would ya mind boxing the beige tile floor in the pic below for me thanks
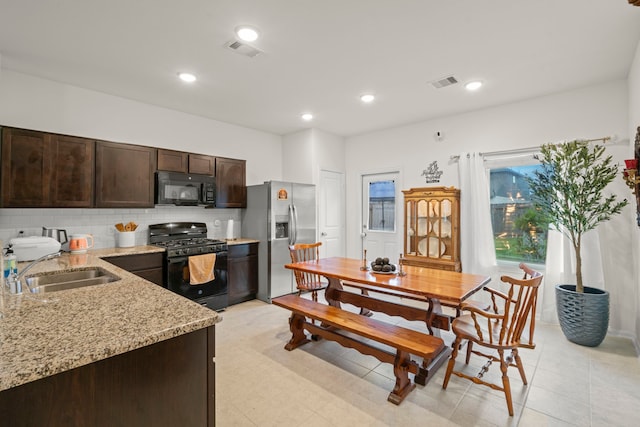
[215,298,640,427]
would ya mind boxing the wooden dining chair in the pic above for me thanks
[442,263,543,416]
[288,242,328,302]
[471,263,542,348]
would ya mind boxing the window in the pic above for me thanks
[368,180,395,232]
[489,164,548,263]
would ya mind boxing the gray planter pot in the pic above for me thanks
[555,284,609,347]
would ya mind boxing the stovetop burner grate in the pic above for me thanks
[154,238,226,249]
[149,222,227,257]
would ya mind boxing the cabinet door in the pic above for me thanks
[50,134,95,207]
[103,253,165,286]
[157,149,188,173]
[1,128,95,208]
[95,141,156,208]
[215,157,246,208]
[1,127,52,207]
[189,154,215,175]
[228,243,258,305]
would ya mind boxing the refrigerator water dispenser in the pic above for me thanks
[275,221,289,239]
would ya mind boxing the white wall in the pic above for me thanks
[345,80,636,339]
[282,128,346,185]
[0,70,282,247]
[282,129,314,184]
[628,39,640,351]
[312,128,346,177]
[0,70,282,186]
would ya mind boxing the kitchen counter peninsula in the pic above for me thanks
[0,250,220,426]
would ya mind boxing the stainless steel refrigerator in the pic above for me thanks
[242,181,316,302]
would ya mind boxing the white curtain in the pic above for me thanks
[458,153,498,279]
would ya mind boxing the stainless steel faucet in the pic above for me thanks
[6,251,62,294]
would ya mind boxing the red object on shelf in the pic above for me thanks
[624,159,638,170]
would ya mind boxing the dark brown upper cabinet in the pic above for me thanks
[215,157,246,208]
[2,126,246,209]
[95,141,156,208]
[157,149,215,175]
[157,149,188,173]
[51,134,95,207]
[188,154,215,175]
[1,127,94,208]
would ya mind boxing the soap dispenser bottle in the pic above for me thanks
[3,245,17,280]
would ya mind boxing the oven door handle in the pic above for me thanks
[167,252,227,264]
[168,256,189,264]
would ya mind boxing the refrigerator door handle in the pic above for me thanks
[288,204,295,245]
[292,204,299,244]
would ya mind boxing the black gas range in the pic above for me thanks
[149,222,228,311]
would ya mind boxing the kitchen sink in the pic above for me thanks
[25,267,121,293]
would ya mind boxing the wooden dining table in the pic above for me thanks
[284,257,491,385]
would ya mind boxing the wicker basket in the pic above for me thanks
[555,284,609,347]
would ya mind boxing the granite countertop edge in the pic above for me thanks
[0,246,221,392]
[224,238,259,245]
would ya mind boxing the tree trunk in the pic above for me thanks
[575,242,583,293]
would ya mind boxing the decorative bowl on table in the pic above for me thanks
[370,257,397,274]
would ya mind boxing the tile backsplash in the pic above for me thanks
[0,206,242,250]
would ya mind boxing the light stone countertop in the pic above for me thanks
[89,244,166,257]
[0,247,221,392]
[225,238,259,245]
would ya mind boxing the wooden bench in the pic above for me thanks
[272,294,447,404]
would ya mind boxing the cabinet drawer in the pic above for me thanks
[103,252,164,272]
[228,243,258,258]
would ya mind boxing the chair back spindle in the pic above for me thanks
[288,242,328,301]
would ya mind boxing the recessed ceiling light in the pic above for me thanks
[178,72,196,83]
[465,81,483,91]
[301,113,313,121]
[235,26,259,42]
[360,94,375,103]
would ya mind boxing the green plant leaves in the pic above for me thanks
[525,140,628,292]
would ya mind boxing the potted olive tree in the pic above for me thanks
[526,140,628,347]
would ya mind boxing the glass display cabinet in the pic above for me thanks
[402,186,461,271]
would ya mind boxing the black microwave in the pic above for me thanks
[155,171,216,206]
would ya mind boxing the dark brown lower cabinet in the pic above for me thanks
[0,326,216,427]
[103,252,164,286]
[228,243,258,305]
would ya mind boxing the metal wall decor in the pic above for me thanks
[421,161,443,183]
[622,126,640,226]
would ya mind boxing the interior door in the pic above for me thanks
[319,170,345,258]
[361,172,401,263]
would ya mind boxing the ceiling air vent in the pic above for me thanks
[430,75,458,89]
[224,39,262,58]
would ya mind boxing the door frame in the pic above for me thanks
[359,168,403,261]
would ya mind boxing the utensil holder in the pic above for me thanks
[117,231,135,248]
